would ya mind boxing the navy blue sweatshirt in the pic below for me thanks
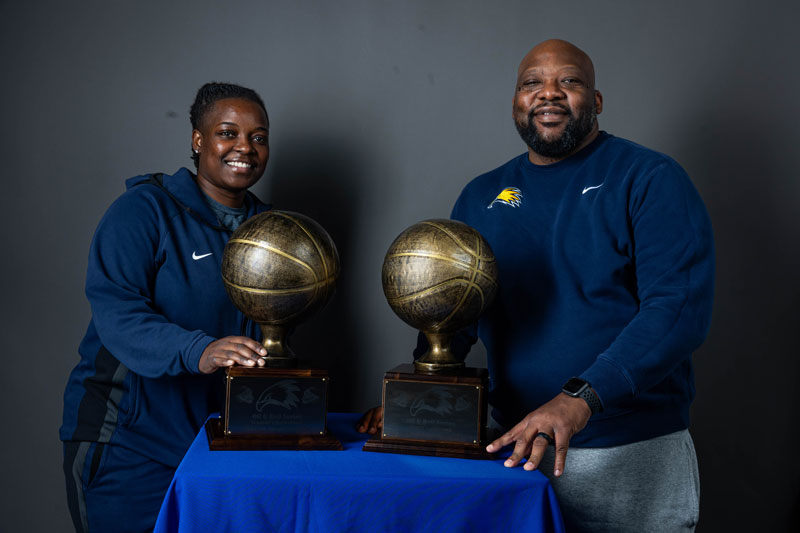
[452,132,714,447]
[61,168,269,466]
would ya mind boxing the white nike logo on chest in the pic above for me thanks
[192,251,213,260]
[582,183,604,195]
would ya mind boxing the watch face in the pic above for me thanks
[563,377,588,395]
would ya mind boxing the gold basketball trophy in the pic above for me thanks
[205,210,342,451]
[363,219,498,458]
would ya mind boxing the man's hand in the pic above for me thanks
[198,336,267,374]
[356,406,383,435]
[486,393,592,476]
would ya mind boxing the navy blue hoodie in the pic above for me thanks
[61,168,269,466]
[452,132,714,447]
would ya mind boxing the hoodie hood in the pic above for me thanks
[126,167,269,231]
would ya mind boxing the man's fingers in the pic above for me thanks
[371,407,384,433]
[358,409,375,432]
[356,407,383,434]
[356,412,371,432]
[553,433,570,477]
[504,434,533,468]
[524,433,552,471]
[486,424,524,453]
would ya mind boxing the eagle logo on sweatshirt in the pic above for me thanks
[488,187,523,208]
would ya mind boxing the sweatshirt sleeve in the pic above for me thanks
[580,160,715,409]
[84,191,215,378]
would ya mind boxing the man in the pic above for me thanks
[360,39,713,532]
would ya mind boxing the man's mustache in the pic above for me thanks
[529,103,572,120]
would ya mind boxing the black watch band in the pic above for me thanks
[561,377,603,415]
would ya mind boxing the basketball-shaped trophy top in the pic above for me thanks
[382,219,497,334]
[222,210,339,326]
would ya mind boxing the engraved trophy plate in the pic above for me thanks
[225,370,328,436]
[382,378,482,444]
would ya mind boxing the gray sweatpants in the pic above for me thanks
[537,430,700,532]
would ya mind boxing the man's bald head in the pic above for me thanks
[517,39,596,90]
[512,39,602,164]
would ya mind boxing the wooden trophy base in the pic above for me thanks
[206,365,342,451]
[205,418,342,451]
[362,434,493,459]
[362,364,494,460]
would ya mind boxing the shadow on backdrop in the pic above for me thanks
[258,133,364,412]
[680,105,800,530]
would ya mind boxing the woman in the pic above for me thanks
[61,82,272,532]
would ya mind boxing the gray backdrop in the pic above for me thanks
[1,0,798,531]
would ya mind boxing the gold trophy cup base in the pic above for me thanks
[413,360,465,373]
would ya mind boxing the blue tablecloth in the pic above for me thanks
[154,413,564,532]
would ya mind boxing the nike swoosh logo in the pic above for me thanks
[582,183,604,194]
[192,251,213,260]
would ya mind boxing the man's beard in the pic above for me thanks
[515,103,596,159]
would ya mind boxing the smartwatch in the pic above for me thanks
[562,377,603,415]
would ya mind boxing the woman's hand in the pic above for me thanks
[198,336,267,374]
